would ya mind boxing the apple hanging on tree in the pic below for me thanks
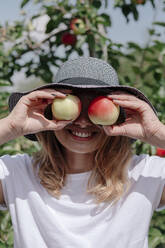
[70,18,86,35]
[135,0,145,4]
[61,32,77,46]
[156,148,165,157]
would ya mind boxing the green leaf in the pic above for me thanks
[146,64,160,73]
[132,5,138,21]
[121,5,131,22]
[0,243,7,248]
[92,0,102,9]
[86,33,95,54]
[124,76,132,83]
[45,6,61,17]
[153,40,165,51]
[153,71,162,81]
[100,13,111,26]
[0,82,11,86]
[6,231,14,245]
[46,19,60,33]
[125,54,136,61]
[153,22,165,27]
[127,42,142,51]
[148,28,155,36]
[0,212,10,231]
[149,0,155,8]
[132,66,140,74]
[77,48,84,56]
[20,0,30,8]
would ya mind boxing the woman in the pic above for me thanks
[0,57,165,248]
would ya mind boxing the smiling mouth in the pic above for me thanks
[71,130,92,138]
[67,129,98,140]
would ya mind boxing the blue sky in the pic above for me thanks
[0,0,164,46]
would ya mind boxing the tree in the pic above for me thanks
[0,0,165,246]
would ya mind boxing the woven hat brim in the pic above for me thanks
[8,77,157,141]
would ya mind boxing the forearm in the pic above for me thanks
[0,117,19,145]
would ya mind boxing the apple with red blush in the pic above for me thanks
[156,148,165,157]
[51,94,82,121]
[135,0,145,4]
[88,96,120,125]
[70,18,86,35]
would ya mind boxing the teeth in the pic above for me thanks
[72,131,92,138]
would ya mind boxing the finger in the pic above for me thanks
[40,89,67,98]
[20,90,66,106]
[21,91,55,105]
[43,119,72,131]
[110,99,150,113]
[22,98,54,108]
[103,125,127,137]
[28,90,66,100]
[107,91,132,97]
[107,94,147,109]
[107,94,138,101]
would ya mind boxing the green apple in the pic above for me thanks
[51,94,82,121]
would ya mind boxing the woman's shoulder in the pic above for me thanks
[129,153,165,178]
[0,153,33,174]
[0,153,32,163]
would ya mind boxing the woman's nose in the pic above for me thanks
[74,105,92,127]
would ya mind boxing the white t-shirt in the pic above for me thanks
[0,153,165,248]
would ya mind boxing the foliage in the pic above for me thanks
[0,0,165,246]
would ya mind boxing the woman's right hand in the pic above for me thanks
[7,89,72,137]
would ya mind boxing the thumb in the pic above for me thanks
[44,119,72,131]
[103,125,126,136]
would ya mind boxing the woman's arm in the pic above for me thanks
[0,89,72,146]
[103,91,165,208]
[0,117,19,146]
[0,89,72,205]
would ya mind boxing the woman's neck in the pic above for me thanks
[64,149,95,174]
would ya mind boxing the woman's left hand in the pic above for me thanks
[103,92,165,147]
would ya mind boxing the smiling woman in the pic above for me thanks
[0,57,165,248]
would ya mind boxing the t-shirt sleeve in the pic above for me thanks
[131,154,165,212]
[148,156,165,212]
[154,158,165,212]
[0,153,32,211]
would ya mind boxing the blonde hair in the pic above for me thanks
[32,131,133,205]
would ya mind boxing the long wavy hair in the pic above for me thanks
[32,130,133,205]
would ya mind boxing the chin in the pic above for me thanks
[64,145,98,154]
[54,129,103,154]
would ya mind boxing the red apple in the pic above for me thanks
[156,148,165,157]
[136,0,145,4]
[51,94,82,121]
[88,96,120,125]
[70,18,86,35]
[61,32,77,46]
